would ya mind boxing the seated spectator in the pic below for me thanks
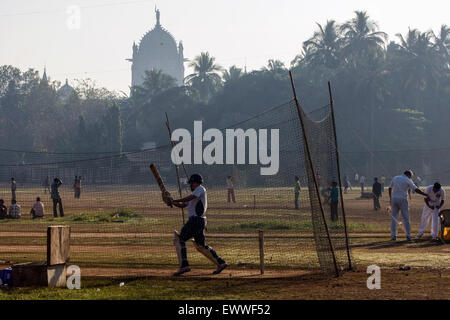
[9,199,21,219]
[0,199,7,219]
[30,197,44,219]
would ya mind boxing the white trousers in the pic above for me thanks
[418,203,440,238]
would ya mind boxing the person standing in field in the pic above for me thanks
[294,176,301,209]
[51,178,64,217]
[74,176,81,199]
[226,176,236,203]
[73,176,78,198]
[30,197,44,219]
[380,176,386,193]
[0,199,7,219]
[11,178,16,201]
[416,182,445,241]
[8,199,21,219]
[43,176,50,194]
[354,172,359,185]
[168,174,227,276]
[372,178,382,210]
[389,170,427,241]
[359,175,366,193]
[330,181,339,222]
[343,174,351,194]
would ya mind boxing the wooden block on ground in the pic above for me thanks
[47,225,70,266]
[12,262,48,287]
[47,264,67,287]
[12,262,67,287]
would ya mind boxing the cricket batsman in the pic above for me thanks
[416,182,445,241]
[164,173,228,276]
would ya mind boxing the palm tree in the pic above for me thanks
[185,52,223,101]
[394,28,439,91]
[222,66,243,83]
[263,59,285,73]
[340,11,387,63]
[302,20,341,68]
[132,69,177,100]
[432,24,450,67]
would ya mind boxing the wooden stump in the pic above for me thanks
[47,225,70,265]
[11,226,71,287]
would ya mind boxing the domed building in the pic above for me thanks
[57,79,75,101]
[128,9,185,87]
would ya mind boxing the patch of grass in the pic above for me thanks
[62,209,143,223]
[213,220,313,231]
[212,220,377,232]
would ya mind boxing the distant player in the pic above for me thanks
[51,178,64,217]
[30,197,45,219]
[73,176,78,198]
[74,176,81,199]
[43,176,50,194]
[372,178,382,210]
[359,175,366,193]
[294,176,301,209]
[168,174,227,276]
[416,182,445,241]
[380,176,386,193]
[11,178,16,201]
[343,174,351,194]
[330,181,339,222]
[226,176,236,203]
[8,199,21,219]
[388,170,427,241]
[0,199,7,219]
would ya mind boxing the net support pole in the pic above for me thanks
[327,81,352,270]
[289,71,340,277]
[258,230,264,275]
[165,113,185,225]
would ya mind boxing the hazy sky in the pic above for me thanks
[1,0,448,93]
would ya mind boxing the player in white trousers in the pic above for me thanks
[416,182,445,241]
[389,170,427,241]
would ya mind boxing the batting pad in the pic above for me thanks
[173,231,183,266]
[192,240,220,266]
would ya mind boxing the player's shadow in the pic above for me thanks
[352,239,444,250]
[407,240,444,248]
[352,240,410,250]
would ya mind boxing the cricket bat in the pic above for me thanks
[150,163,173,207]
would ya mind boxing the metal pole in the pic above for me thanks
[289,71,340,277]
[328,81,353,271]
[165,113,185,224]
[165,113,189,181]
[258,230,264,275]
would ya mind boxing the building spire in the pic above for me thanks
[155,6,160,26]
[42,67,48,82]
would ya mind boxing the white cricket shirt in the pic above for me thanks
[389,174,418,200]
[187,185,207,218]
[424,185,446,204]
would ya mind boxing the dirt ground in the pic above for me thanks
[0,187,448,299]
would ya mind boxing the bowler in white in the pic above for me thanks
[388,170,427,241]
[416,182,445,241]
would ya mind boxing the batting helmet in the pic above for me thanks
[188,174,203,184]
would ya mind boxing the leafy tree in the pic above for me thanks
[185,52,223,102]
[340,11,387,64]
[223,66,243,83]
[302,20,341,68]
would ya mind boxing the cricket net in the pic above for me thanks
[0,96,351,278]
